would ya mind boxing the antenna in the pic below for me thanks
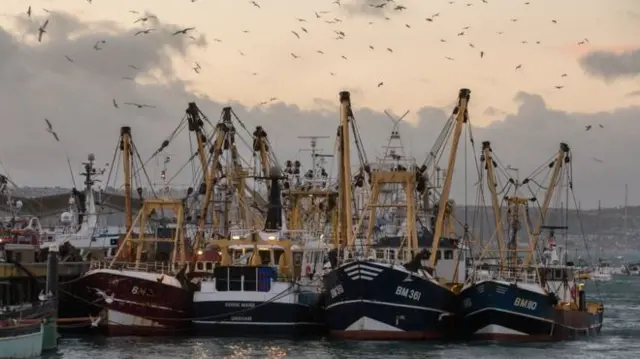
[298,136,332,180]
[624,183,628,233]
[382,110,410,168]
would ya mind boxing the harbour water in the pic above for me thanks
[43,277,638,359]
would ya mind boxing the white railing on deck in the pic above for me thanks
[89,260,186,274]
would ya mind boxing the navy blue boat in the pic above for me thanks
[322,257,458,340]
[458,273,603,341]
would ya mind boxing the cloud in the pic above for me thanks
[1,11,640,208]
[578,48,640,80]
[341,0,399,17]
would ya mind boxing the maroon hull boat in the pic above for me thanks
[77,265,191,336]
[72,197,194,336]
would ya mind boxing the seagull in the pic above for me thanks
[93,288,115,304]
[515,64,522,70]
[65,55,74,63]
[250,1,260,8]
[129,65,140,70]
[591,157,604,163]
[93,40,105,50]
[125,102,156,108]
[291,53,299,59]
[38,19,49,42]
[89,315,102,327]
[193,62,201,73]
[317,50,324,54]
[480,51,484,58]
[172,27,195,35]
[133,16,157,23]
[27,6,32,17]
[377,82,384,87]
[598,124,604,128]
[134,29,155,36]
[122,76,135,80]
[44,119,60,142]
[291,31,300,39]
[585,125,592,131]
[112,99,119,108]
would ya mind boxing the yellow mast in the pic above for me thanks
[120,126,133,234]
[522,143,570,267]
[428,88,471,269]
[481,141,507,269]
[338,91,354,249]
[253,126,271,190]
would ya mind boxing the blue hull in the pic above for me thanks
[458,280,603,341]
[192,300,325,337]
[322,260,457,340]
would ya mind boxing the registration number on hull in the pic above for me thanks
[395,286,422,301]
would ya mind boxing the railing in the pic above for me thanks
[468,266,539,284]
[226,229,326,244]
[89,260,184,274]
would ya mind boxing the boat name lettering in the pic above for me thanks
[230,316,252,321]
[225,302,256,308]
[330,284,344,299]
[131,285,155,297]
[513,297,537,310]
[395,286,422,301]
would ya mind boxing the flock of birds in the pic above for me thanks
[22,0,607,140]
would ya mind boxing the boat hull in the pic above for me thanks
[458,280,603,341]
[63,268,192,336]
[192,298,325,337]
[322,260,457,340]
[0,323,43,359]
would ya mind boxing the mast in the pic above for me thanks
[120,126,133,234]
[428,88,471,269]
[624,184,628,233]
[481,141,506,268]
[338,91,354,249]
[522,142,570,267]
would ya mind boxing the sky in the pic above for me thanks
[0,0,639,209]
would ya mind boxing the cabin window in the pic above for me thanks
[258,250,271,265]
[14,252,22,262]
[274,249,284,265]
[436,251,442,260]
[376,249,385,259]
[554,269,562,280]
[444,250,454,260]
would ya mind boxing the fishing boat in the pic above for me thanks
[459,141,604,341]
[590,259,613,282]
[322,89,471,340]
[61,127,192,336]
[192,166,328,336]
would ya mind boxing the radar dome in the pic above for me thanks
[269,165,282,177]
[60,212,73,225]
[15,200,23,209]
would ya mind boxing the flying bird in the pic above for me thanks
[27,6,31,17]
[480,51,484,58]
[172,27,195,35]
[134,16,156,23]
[122,76,135,80]
[65,55,74,63]
[124,102,156,108]
[316,50,324,54]
[134,29,155,36]
[377,82,384,87]
[113,99,119,108]
[291,53,299,59]
[44,119,60,142]
[591,157,604,163]
[193,62,201,74]
[93,40,105,50]
[515,64,522,70]
[129,65,140,70]
[291,31,300,39]
[554,85,564,89]
[250,1,260,8]
[38,19,49,42]
[585,125,592,131]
